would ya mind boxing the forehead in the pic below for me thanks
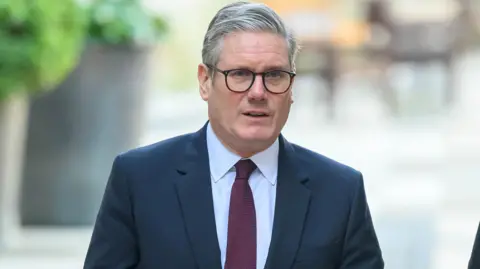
[218,31,290,70]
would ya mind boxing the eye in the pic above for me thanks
[229,69,251,77]
[265,71,285,78]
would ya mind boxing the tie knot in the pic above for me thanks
[234,159,257,180]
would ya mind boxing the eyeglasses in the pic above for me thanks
[206,64,296,94]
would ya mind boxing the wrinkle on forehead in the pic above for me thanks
[218,31,290,71]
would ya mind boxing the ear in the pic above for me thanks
[198,63,211,101]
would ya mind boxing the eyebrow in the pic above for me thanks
[263,65,291,71]
[225,64,291,72]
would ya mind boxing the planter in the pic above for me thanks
[21,44,157,226]
[0,93,29,248]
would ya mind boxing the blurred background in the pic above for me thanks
[1,0,479,268]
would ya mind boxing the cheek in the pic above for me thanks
[274,97,292,125]
[279,95,292,113]
[210,88,241,120]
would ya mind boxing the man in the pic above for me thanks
[469,222,480,269]
[83,1,384,268]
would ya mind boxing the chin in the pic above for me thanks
[235,125,277,143]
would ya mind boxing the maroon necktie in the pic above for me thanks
[225,159,257,269]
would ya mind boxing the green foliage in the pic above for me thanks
[87,0,169,45]
[0,0,88,100]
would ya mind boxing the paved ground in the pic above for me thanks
[1,50,479,268]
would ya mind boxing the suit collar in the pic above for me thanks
[176,122,311,269]
[264,134,311,269]
[175,122,222,269]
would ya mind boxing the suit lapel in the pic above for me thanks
[265,135,311,269]
[174,123,222,269]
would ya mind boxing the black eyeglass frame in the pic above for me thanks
[205,64,296,94]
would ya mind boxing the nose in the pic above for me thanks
[247,74,267,100]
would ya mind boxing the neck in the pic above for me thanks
[219,136,264,159]
[209,123,273,158]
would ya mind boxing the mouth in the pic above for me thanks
[242,111,270,118]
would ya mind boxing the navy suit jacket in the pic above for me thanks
[84,123,384,269]
[469,223,480,269]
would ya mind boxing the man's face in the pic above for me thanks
[198,31,294,156]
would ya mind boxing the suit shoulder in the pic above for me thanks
[290,142,362,183]
[115,132,193,165]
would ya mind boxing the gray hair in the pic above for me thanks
[202,1,299,76]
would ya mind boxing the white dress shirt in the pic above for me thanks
[206,123,278,269]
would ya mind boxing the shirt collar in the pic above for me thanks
[206,122,278,185]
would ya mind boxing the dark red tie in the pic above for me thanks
[225,159,257,269]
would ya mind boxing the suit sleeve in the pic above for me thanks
[468,222,480,269]
[339,173,384,269]
[83,155,139,269]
